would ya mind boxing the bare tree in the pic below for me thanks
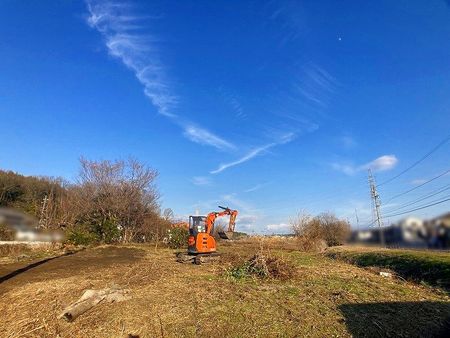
[162,208,174,221]
[316,212,351,246]
[291,211,350,250]
[290,211,312,237]
[71,157,160,242]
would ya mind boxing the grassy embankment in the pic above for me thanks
[326,246,450,292]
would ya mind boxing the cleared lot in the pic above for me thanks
[0,240,449,337]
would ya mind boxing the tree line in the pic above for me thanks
[0,158,175,244]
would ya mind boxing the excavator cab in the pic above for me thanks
[189,216,207,233]
[188,216,216,254]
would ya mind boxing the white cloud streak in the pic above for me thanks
[210,143,275,174]
[210,132,296,174]
[362,155,398,172]
[86,1,176,117]
[244,183,265,193]
[85,0,233,151]
[184,125,236,151]
[332,155,398,175]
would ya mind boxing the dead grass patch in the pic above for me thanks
[224,252,295,281]
[0,243,31,257]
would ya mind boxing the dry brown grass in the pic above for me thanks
[221,241,296,281]
[0,243,65,267]
[0,241,449,337]
[0,244,31,257]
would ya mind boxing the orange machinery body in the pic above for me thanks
[187,206,238,254]
[188,231,217,253]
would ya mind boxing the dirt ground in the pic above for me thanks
[1,240,449,337]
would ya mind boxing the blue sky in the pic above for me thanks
[1,0,450,233]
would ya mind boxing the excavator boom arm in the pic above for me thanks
[205,206,238,236]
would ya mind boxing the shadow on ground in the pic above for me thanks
[339,301,450,338]
[0,246,145,292]
[0,250,78,284]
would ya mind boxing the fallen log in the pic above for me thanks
[59,286,130,322]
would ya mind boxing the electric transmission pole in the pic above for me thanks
[39,195,48,229]
[368,169,385,246]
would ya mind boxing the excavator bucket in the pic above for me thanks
[218,231,234,240]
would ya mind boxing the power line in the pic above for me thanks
[383,184,450,214]
[357,219,377,228]
[259,184,365,213]
[384,169,450,203]
[383,196,450,218]
[377,133,450,187]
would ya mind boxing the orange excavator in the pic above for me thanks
[177,206,238,264]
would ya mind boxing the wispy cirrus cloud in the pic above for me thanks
[191,176,212,186]
[264,0,308,45]
[244,182,268,193]
[218,87,246,119]
[210,143,274,174]
[85,0,233,151]
[86,1,176,117]
[184,125,236,151]
[210,132,296,174]
[332,155,398,175]
[295,63,338,110]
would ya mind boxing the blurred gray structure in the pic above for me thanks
[0,207,63,242]
[351,213,450,249]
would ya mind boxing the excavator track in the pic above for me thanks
[176,252,221,265]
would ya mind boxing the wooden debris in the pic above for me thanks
[379,271,393,278]
[58,286,130,322]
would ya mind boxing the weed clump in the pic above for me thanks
[226,253,294,281]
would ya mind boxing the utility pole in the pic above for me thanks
[368,169,385,246]
[354,208,359,230]
[39,195,48,229]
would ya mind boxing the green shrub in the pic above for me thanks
[89,218,121,243]
[227,261,265,279]
[66,229,98,246]
[167,227,189,249]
